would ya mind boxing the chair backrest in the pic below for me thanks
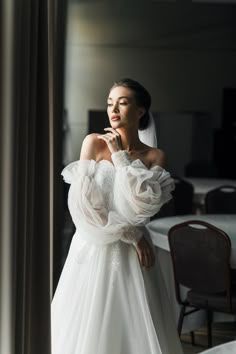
[173,177,194,215]
[205,185,236,214]
[168,220,231,304]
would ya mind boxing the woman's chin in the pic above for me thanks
[110,120,123,129]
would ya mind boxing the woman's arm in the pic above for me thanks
[80,134,98,160]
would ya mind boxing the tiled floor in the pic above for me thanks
[181,322,236,353]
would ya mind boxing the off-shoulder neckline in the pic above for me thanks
[81,158,161,171]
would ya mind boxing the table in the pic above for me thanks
[183,178,236,206]
[200,341,236,354]
[147,214,236,268]
[146,214,236,333]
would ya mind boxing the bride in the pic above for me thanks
[51,78,183,354]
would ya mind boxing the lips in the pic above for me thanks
[111,116,120,121]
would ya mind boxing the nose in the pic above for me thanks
[112,102,119,113]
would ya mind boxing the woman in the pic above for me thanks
[51,78,183,354]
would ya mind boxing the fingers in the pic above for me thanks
[137,248,143,267]
[97,133,115,143]
[104,127,120,136]
[97,129,122,153]
[136,239,155,269]
[104,132,117,140]
[104,128,122,144]
[143,251,149,268]
[97,133,119,145]
[144,248,155,268]
[137,249,152,268]
[103,129,122,144]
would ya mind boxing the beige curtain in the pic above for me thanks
[0,0,66,353]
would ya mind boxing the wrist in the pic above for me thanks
[111,150,132,167]
[120,226,143,246]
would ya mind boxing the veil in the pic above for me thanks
[138,112,157,148]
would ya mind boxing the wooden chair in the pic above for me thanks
[168,220,236,348]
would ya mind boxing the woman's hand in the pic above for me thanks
[97,128,123,154]
[135,236,155,269]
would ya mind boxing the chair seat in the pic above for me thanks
[187,289,236,313]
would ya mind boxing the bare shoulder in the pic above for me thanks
[147,148,167,168]
[80,133,105,160]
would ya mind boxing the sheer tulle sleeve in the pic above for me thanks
[111,151,175,225]
[61,160,142,245]
[62,160,107,226]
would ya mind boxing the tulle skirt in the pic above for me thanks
[51,232,183,354]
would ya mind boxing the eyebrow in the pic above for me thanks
[107,96,131,101]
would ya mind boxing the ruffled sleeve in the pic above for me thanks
[111,151,175,225]
[61,160,96,184]
[61,160,142,245]
[61,160,107,226]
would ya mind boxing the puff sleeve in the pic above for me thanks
[61,160,143,245]
[111,151,175,225]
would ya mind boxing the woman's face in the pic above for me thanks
[107,86,145,130]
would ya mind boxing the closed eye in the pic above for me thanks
[107,101,129,107]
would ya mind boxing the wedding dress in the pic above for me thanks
[51,151,183,354]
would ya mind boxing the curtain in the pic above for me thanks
[0,0,66,353]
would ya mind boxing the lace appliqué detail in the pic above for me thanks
[109,242,121,271]
[96,161,114,208]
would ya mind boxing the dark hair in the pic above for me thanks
[110,78,151,130]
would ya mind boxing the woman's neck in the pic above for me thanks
[116,127,143,152]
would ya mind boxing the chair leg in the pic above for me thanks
[178,305,186,337]
[190,331,195,346]
[207,309,213,348]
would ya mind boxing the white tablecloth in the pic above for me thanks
[147,214,236,333]
[183,178,236,205]
[147,214,236,268]
[200,341,236,354]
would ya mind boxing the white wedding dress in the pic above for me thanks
[51,151,183,354]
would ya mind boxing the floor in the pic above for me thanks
[181,322,236,353]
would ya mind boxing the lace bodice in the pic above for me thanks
[94,161,114,209]
[61,151,175,246]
